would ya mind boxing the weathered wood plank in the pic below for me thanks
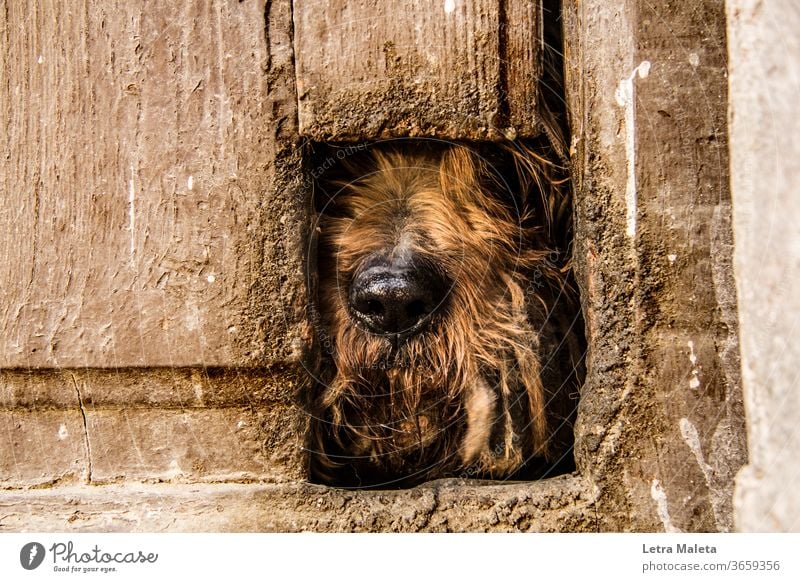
[564,0,746,532]
[0,0,304,368]
[293,0,543,140]
[0,368,300,409]
[0,406,305,487]
[0,410,88,486]
[0,368,307,485]
[86,408,304,484]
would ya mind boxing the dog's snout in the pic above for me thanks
[349,262,445,336]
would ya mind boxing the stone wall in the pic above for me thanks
[727,0,800,533]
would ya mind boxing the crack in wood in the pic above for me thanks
[70,373,93,483]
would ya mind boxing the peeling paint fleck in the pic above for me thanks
[615,61,651,238]
[679,417,713,486]
[444,0,456,14]
[185,301,201,331]
[687,340,700,389]
[57,424,68,440]
[651,479,682,532]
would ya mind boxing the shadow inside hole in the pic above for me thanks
[300,137,586,490]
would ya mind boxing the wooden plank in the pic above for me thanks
[0,410,88,486]
[564,0,746,531]
[293,0,543,140]
[0,368,301,409]
[0,1,304,368]
[86,408,304,483]
[0,368,307,485]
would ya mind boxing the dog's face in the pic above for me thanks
[307,141,581,488]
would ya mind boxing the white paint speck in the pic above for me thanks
[191,369,204,402]
[570,135,580,157]
[502,126,517,140]
[187,175,194,190]
[689,53,700,67]
[687,340,700,389]
[37,55,44,64]
[58,424,69,440]
[615,61,651,238]
[185,301,200,331]
[444,0,456,14]
[679,417,713,486]
[207,274,215,283]
[668,253,677,263]
[687,340,697,365]
[236,420,246,430]
[651,479,682,532]
[164,459,183,479]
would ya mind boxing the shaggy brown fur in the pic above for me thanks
[304,138,584,488]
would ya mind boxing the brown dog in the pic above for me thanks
[303,137,584,488]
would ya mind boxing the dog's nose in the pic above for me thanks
[349,262,445,336]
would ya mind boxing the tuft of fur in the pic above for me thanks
[304,138,584,488]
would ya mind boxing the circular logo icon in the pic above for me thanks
[20,542,46,570]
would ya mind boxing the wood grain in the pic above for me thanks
[293,0,543,140]
[0,0,304,368]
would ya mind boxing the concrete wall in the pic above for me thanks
[728,0,800,532]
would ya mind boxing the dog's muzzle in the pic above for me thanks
[348,256,447,337]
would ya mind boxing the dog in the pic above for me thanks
[302,136,585,488]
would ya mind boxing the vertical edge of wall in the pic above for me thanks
[564,0,748,531]
[728,0,800,532]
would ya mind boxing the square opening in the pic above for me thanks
[300,137,585,489]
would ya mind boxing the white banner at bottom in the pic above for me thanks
[1,533,797,581]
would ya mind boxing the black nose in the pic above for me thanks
[348,260,446,336]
